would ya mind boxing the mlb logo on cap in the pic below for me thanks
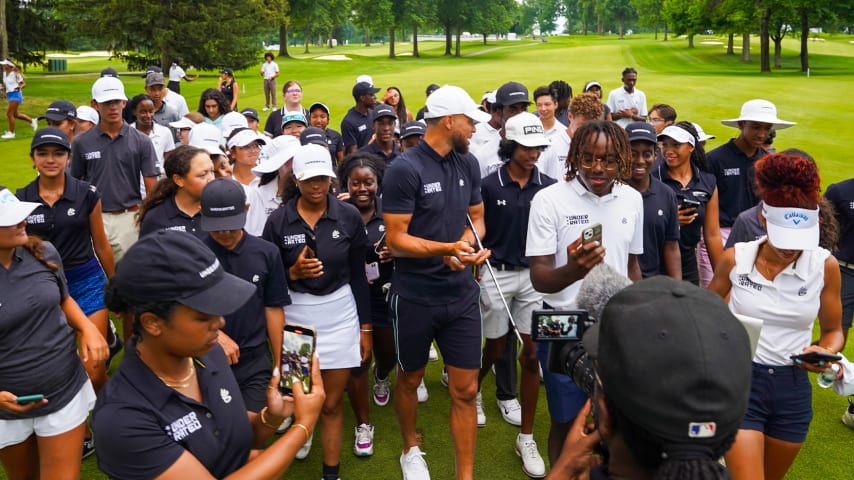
[688,422,717,438]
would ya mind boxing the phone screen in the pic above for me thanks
[533,312,587,340]
[279,324,316,395]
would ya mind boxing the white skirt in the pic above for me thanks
[286,284,360,370]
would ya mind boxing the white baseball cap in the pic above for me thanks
[75,105,99,125]
[762,204,819,250]
[169,116,198,130]
[721,99,795,130]
[226,128,267,150]
[356,74,374,86]
[91,76,127,103]
[0,188,40,227]
[504,112,550,148]
[253,136,301,176]
[658,125,696,147]
[220,112,249,139]
[424,85,491,124]
[293,144,336,181]
[189,123,226,155]
[692,122,715,142]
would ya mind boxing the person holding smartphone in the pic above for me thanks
[0,187,108,480]
[92,230,325,480]
[708,152,844,480]
[654,122,722,284]
[262,144,370,480]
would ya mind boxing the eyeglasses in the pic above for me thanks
[648,117,665,124]
[579,155,620,171]
[286,89,302,94]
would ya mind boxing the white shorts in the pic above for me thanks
[0,380,96,449]
[286,284,360,370]
[479,267,543,339]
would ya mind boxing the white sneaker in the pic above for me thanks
[276,415,293,434]
[1,131,15,139]
[262,106,270,111]
[295,432,313,460]
[475,392,486,427]
[843,400,854,430]
[400,446,431,480]
[428,343,438,362]
[353,423,374,456]
[31,118,38,131]
[497,398,523,426]
[417,378,429,403]
[440,369,448,388]
[373,365,391,406]
[515,434,546,478]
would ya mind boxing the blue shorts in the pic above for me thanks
[840,265,854,330]
[65,257,107,316]
[741,363,812,443]
[6,90,23,103]
[390,286,482,371]
[537,341,588,424]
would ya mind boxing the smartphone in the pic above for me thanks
[16,394,45,405]
[530,310,588,341]
[790,351,842,364]
[680,198,701,210]
[365,261,380,281]
[304,232,317,258]
[279,324,316,396]
[581,223,602,246]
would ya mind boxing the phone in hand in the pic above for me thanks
[279,324,316,396]
[581,223,602,246]
[16,394,45,405]
[304,233,317,259]
[790,351,842,364]
[680,198,701,210]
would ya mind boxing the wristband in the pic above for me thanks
[360,329,373,333]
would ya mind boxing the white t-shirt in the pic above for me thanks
[526,178,644,309]
[168,64,186,83]
[245,180,282,236]
[261,61,279,80]
[134,123,176,197]
[545,129,571,181]
[3,71,22,92]
[606,87,648,128]
[470,131,503,179]
[165,90,190,117]
[471,121,499,149]
[728,238,830,366]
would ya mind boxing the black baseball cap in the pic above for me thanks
[100,67,119,78]
[221,68,234,76]
[300,126,328,147]
[583,276,751,455]
[309,102,330,116]
[625,121,657,144]
[373,104,397,121]
[425,84,440,96]
[112,229,255,316]
[31,127,71,152]
[141,65,162,78]
[240,107,260,122]
[39,100,77,122]
[201,178,247,232]
[495,81,531,107]
[353,82,381,98]
[399,121,426,139]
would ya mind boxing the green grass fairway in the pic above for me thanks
[1,35,853,480]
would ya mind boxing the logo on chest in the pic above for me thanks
[332,229,340,239]
[67,208,77,217]
[564,214,589,226]
[737,274,763,292]
[26,213,45,224]
[164,411,203,442]
[496,199,507,206]
[84,151,101,160]
[423,182,442,195]
[723,168,740,176]
[283,233,306,246]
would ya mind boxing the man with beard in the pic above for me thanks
[383,85,492,480]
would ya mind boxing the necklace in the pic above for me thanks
[157,358,196,389]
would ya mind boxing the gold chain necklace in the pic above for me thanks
[157,358,196,389]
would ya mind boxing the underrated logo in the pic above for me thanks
[783,211,809,225]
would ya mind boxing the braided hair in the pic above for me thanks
[565,121,631,183]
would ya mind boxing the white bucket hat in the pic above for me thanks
[721,99,795,129]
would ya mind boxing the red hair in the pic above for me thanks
[754,153,820,209]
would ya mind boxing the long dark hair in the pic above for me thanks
[0,184,58,271]
[386,86,408,122]
[197,88,230,118]
[672,121,708,172]
[137,146,207,226]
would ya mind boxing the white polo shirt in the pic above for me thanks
[245,180,281,237]
[606,87,648,128]
[728,238,830,366]
[261,61,279,80]
[526,178,644,309]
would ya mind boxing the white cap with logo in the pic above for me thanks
[424,85,491,124]
[293,144,336,181]
[504,112,550,148]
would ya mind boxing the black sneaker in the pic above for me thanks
[105,320,123,370]
[82,437,96,460]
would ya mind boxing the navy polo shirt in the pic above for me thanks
[481,164,556,267]
[70,122,159,212]
[359,199,393,318]
[325,128,345,164]
[16,173,100,269]
[706,139,766,228]
[725,203,765,248]
[825,179,854,262]
[358,141,400,165]
[262,194,370,324]
[654,164,716,249]
[139,196,206,240]
[635,177,680,278]
[204,233,291,349]
[341,107,375,149]
[382,140,482,305]
[93,339,252,480]
[0,243,88,420]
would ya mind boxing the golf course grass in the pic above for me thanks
[0,34,852,480]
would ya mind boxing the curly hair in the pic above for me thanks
[754,153,820,210]
[337,151,386,187]
[565,121,631,183]
[497,139,518,162]
[137,146,209,226]
[548,80,572,103]
[197,88,230,119]
[569,93,604,122]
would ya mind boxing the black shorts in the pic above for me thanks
[389,285,482,371]
[230,344,273,412]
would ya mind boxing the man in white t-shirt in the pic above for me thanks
[606,67,647,128]
[260,53,280,111]
[525,120,642,465]
[547,92,605,183]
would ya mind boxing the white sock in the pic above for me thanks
[518,433,534,443]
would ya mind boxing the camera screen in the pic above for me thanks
[280,328,314,394]
[535,313,583,340]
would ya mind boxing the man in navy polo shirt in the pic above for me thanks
[358,103,400,164]
[625,122,681,279]
[383,85,492,480]
[200,178,290,420]
[342,82,379,154]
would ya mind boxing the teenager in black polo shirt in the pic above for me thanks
[358,104,400,165]
[341,82,379,154]
[309,102,345,164]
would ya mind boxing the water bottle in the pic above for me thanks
[817,363,840,389]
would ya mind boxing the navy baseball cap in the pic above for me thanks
[100,67,119,78]
[309,102,330,116]
[38,100,77,122]
[353,82,380,98]
[625,122,657,144]
[399,121,426,139]
[112,229,255,316]
[300,126,328,147]
[221,68,234,76]
[373,104,397,121]
[201,178,247,232]
[31,127,71,152]
[240,107,260,122]
[496,81,531,107]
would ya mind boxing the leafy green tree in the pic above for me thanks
[4,0,67,66]
[470,0,517,43]
[597,0,637,38]
[353,0,392,48]
[632,0,667,39]
[662,0,708,47]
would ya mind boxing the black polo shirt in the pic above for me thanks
[263,105,308,138]
[0,243,88,420]
[706,139,766,228]
[636,177,680,278]
[325,128,345,164]
[139,196,206,240]
[341,107,375,149]
[16,173,100,269]
[93,339,252,480]
[358,198,393,320]
[204,233,291,349]
[481,164,556,267]
[358,141,400,165]
[382,140,482,305]
[825,179,854,262]
[261,194,370,324]
[725,203,765,248]
[654,164,716,249]
[70,122,159,212]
